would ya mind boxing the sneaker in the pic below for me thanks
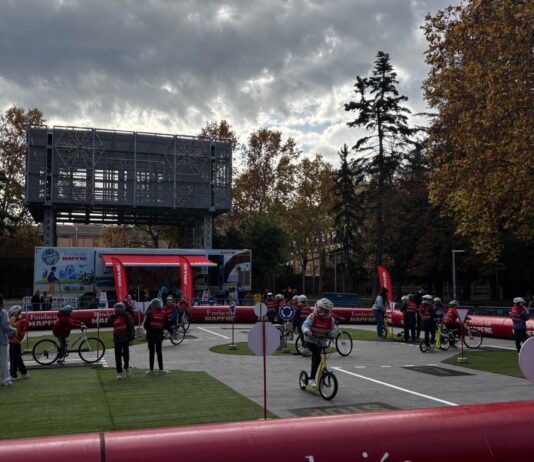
[159,369,170,374]
[116,374,123,380]
[2,381,12,386]
[308,379,316,387]
[126,368,131,377]
[21,374,30,380]
[145,370,154,375]
[57,358,65,366]
[10,376,18,381]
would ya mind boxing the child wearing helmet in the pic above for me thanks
[418,295,436,347]
[510,297,529,353]
[301,298,336,387]
[106,302,135,379]
[52,305,84,365]
[8,306,28,380]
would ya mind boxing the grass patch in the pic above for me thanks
[442,350,524,378]
[0,367,274,440]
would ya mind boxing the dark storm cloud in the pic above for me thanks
[0,0,453,162]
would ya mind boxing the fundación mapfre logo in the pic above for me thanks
[41,248,60,266]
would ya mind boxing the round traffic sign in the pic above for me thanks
[279,304,295,321]
[254,303,267,317]
[229,302,236,316]
[247,322,280,356]
[519,336,534,383]
[208,297,215,306]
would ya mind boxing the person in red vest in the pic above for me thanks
[510,297,529,353]
[106,302,135,379]
[265,293,277,323]
[143,298,170,374]
[418,294,435,347]
[297,295,311,335]
[8,305,28,380]
[443,300,460,331]
[53,305,84,365]
[401,294,417,342]
[301,298,337,387]
[274,294,286,324]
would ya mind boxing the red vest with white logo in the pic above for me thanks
[406,300,417,313]
[300,305,312,320]
[444,307,458,325]
[510,305,527,323]
[310,315,333,337]
[419,303,431,321]
[266,299,277,314]
[113,315,127,336]
[149,309,166,330]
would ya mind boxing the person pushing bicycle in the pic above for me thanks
[52,305,85,365]
[301,298,336,388]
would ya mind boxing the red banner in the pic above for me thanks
[111,257,128,302]
[377,265,393,302]
[180,257,193,304]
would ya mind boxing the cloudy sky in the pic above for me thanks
[0,0,454,166]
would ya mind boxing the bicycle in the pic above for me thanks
[163,322,186,345]
[179,309,191,332]
[445,321,483,349]
[32,328,105,365]
[295,325,352,357]
[298,344,338,400]
[419,322,450,353]
[380,312,392,339]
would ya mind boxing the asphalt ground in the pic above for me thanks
[25,323,533,419]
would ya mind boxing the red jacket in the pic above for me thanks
[444,307,459,326]
[53,311,81,337]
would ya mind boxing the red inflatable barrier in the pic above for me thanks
[1,401,534,461]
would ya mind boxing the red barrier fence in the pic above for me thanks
[1,401,534,461]
[22,306,528,340]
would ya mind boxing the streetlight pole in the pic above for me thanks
[452,249,465,300]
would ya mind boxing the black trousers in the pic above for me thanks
[9,343,27,378]
[308,342,322,380]
[514,328,527,353]
[147,332,164,370]
[114,341,130,373]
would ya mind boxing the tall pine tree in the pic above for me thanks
[345,51,417,290]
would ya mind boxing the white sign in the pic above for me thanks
[456,308,469,323]
[229,302,236,316]
[279,304,295,321]
[519,337,534,383]
[247,322,280,356]
[254,303,267,317]
[98,291,108,308]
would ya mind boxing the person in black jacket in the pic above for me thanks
[106,302,135,379]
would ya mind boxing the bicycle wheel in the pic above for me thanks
[299,370,308,390]
[335,331,353,356]
[419,341,428,353]
[78,337,105,363]
[181,312,191,332]
[170,324,186,345]
[463,328,483,349]
[32,339,59,365]
[319,371,338,400]
[295,335,311,357]
[439,334,450,351]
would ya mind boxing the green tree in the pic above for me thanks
[242,213,290,291]
[423,0,534,263]
[345,51,417,284]
[0,106,45,234]
[330,144,367,292]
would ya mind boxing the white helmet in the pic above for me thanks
[513,297,526,305]
[423,294,433,301]
[291,295,299,302]
[298,295,307,304]
[8,305,23,316]
[275,294,283,301]
[315,298,334,311]
[433,297,442,303]
[401,296,408,302]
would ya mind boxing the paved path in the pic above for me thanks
[116,323,534,418]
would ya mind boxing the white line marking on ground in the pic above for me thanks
[333,367,458,406]
[196,327,230,339]
[486,344,516,351]
[354,366,366,369]
[380,365,392,368]
[403,365,415,367]
[427,364,438,366]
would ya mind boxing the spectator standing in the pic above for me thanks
[8,305,28,380]
[510,297,529,353]
[143,298,169,374]
[106,302,135,379]
[372,288,388,339]
[31,291,41,311]
[0,295,17,386]
[228,287,239,306]
[40,291,51,311]
[125,294,139,327]
[401,295,417,342]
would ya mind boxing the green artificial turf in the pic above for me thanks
[442,350,524,378]
[0,367,274,440]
